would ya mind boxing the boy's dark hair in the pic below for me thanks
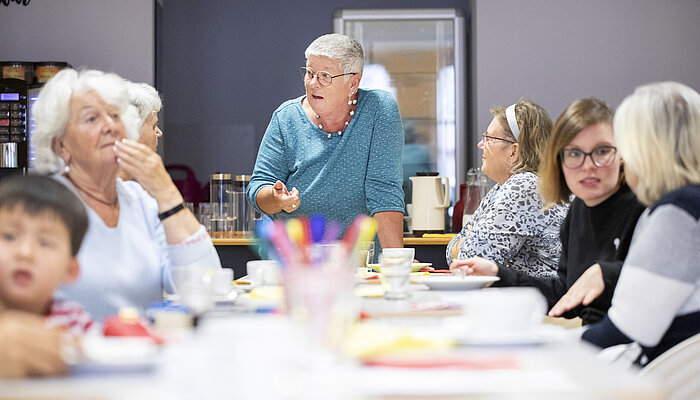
[0,174,88,256]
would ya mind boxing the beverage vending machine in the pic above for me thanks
[0,61,69,180]
[0,79,29,176]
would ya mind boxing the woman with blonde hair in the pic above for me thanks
[583,82,700,363]
[447,99,568,279]
[455,98,646,325]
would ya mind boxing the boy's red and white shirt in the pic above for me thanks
[44,298,93,335]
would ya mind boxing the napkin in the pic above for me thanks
[343,323,453,359]
[249,286,284,301]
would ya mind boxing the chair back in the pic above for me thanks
[165,164,203,206]
[639,333,700,400]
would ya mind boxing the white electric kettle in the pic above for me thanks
[409,173,450,234]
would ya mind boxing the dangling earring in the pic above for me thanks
[64,165,70,174]
[348,91,357,105]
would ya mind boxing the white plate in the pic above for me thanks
[70,336,160,375]
[412,275,499,290]
[367,262,432,272]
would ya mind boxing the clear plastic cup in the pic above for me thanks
[379,248,414,299]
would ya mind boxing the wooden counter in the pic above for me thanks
[212,238,257,246]
[212,236,455,246]
[213,235,454,278]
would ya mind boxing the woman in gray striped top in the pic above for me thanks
[582,81,700,364]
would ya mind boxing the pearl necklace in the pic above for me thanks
[314,98,358,139]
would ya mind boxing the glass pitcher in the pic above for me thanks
[461,168,491,228]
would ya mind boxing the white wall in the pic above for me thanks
[0,0,154,84]
[472,0,700,166]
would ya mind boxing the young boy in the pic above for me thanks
[0,174,91,334]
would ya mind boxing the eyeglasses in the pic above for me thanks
[559,146,618,169]
[298,67,357,87]
[481,133,516,145]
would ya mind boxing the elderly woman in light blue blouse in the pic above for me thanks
[247,34,405,248]
[447,100,568,278]
[33,69,221,321]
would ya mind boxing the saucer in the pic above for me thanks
[367,262,432,273]
[412,275,499,290]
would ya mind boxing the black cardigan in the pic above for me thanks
[495,184,646,325]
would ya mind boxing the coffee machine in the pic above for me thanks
[0,61,69,180]
[0,78,29,179]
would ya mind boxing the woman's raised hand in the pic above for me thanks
[114,138,201,243]
[273,180,300,213]
[114,139,183,209]
[449,257,499,276]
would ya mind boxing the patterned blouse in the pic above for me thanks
[446,172,568,278]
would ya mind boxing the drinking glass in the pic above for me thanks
[356,241,375,268]
[198,202,212,235]
[172,263,216,315]
[379,248,414,300]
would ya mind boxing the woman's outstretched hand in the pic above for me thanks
[273,180,300,213]
[549,263,604,317]
[449,257,499,276]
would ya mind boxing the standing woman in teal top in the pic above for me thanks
[247,34,405,248]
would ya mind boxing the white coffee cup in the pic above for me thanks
[381,247,415,261]
[246,260,281,286]
[466,287,547,333]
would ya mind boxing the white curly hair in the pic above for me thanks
[33,69,139,174]
[125,80,162,132]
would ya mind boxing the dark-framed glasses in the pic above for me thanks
[481,132,516,145]
[298,67,357,87]
[559,146,618,169]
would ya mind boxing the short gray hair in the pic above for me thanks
[305,33,364,75]
[125,81,162,132]
[614,81,700,205]
[33,69,139,174]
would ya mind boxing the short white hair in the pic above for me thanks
[125,81,162,132]
[305,33,364,75]
[614,81,700,205]
[33,69,139,174]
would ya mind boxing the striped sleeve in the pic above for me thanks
[602,203,699,347]
[45,298,94,335]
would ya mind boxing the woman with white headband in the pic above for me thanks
[446,100,568,278]
[455,98,646,326]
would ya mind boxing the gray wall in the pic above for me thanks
[7,1,695,181]
[156,0,471,184]
[472,0,700,167]
[159,0,700,182]
[0,0,155,84]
